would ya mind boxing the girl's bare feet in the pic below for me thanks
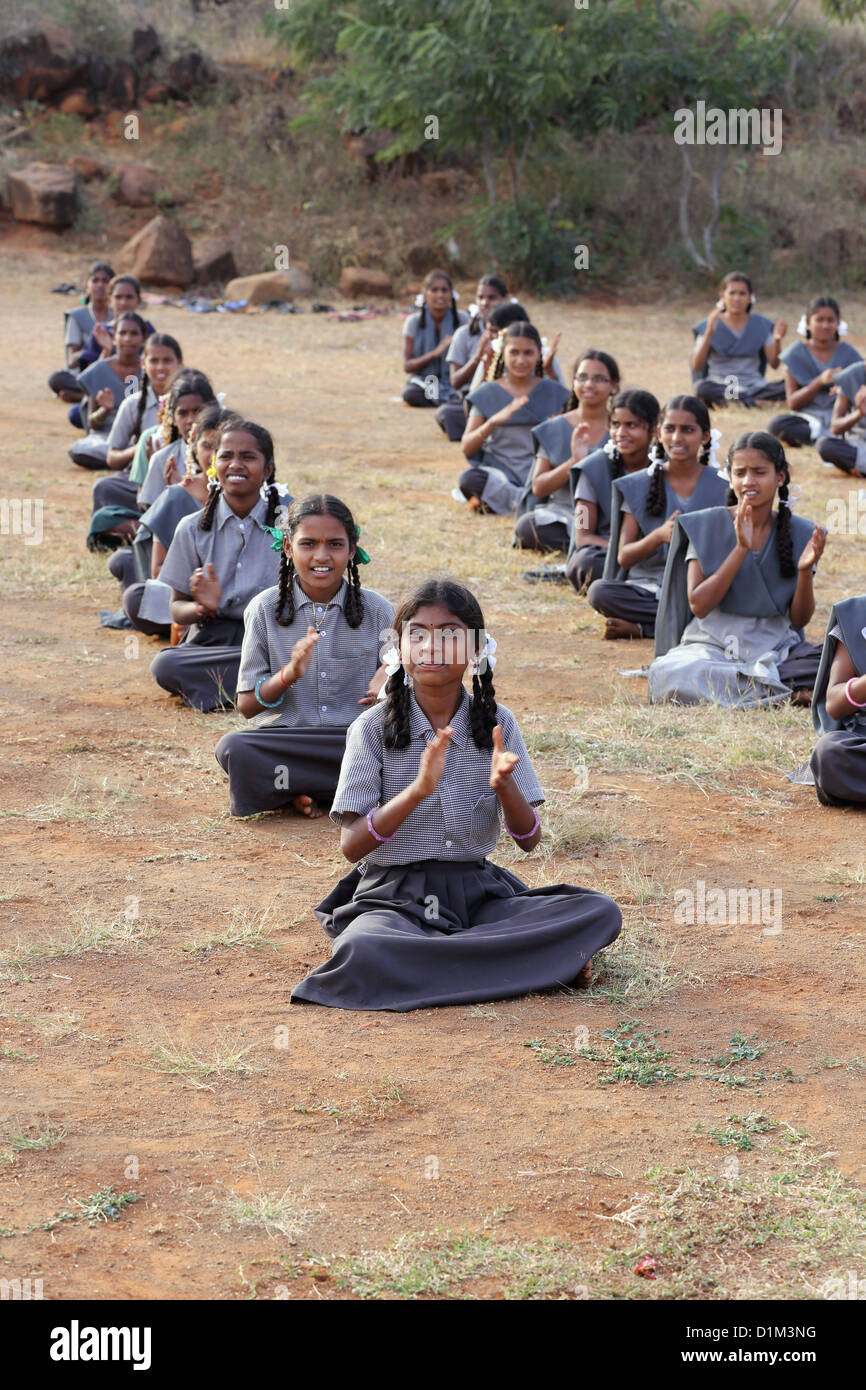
[790,688,813,707]
[572,962,593,989]
[291,795,324,819]
[603,617,642,639]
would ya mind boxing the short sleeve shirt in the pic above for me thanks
[106,386,159,452]
[330,690,544,865]
[158,494,281,618]
[236,579,395,728]
[445,321,480,368]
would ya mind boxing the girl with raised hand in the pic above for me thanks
[816,358,866,475]
[587,394,729,639]
[290,579,622,1012]
[71,311,147,470]
[649,431,825,706]
[48,261,114,405]
[215,494,393,819]
[691,271,786,409]
[436,274,508,440]
[564,388,660,592]
[75,274,156,373]
[809,598,866,805]
[769,296,861,450]
[456,321,570,515]
[402,269,468,410]
[135,368,215,510]
[92,334,185,513]
[515,349,619,552]
[149,419,292,711]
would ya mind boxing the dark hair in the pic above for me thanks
[417,269,461,336]
[492,320,544,379]
[725,430,795,578]
[648,394,712,516]
[383,580,497,751]
[84,261,114,302]
[469,274,508,334]
[275,494,365,629]
[188,404,239,471]
[109,273,142,300]
[156,367,214,447]
[488,300,529,331]
[132,333,185,441]
[563,348,620,412]
[804,294,841,341]
[606,388,660,478]
[720,270,753,312]
[199,419,278,532]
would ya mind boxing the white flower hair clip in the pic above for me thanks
[798,313,848,336]
[216,390,228,404]
[468,302,479,317]
[708,427,723,469]
[414,292,425,309]
[780,481,803,511]
[491,333,505,355]
[603,437,618,458]
[473,634,497,676]
[377,646,409,698]
[649,452,665,475]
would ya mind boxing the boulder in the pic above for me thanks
[7,162,78,227]
[338,266,393,298]
[285,263,315,295]
[106,60,137,109]
[111,162,160,208]
[116,215,194,287]
[58,89,97,118]
[141,79,171,104]
[0,24,89,103]
[224,270,293,306]
[193,237,238,284]
[131,26,161,66]
[69,154,108,181]
[165,50,216,100]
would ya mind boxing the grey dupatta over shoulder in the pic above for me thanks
[812,598,866,735]
[515,424,609,533]
[782,340,862,432]
[467,378,571,515]
[602,465,729,582]
[653,507,815,659]
[404,306,469,401]
[691,311,774,386]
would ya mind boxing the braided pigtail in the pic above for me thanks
[646,441,668,516]
[609,443,625,480]
[699,437,712,466]
[534,353,544,378]
[469,666,497,750]
[264,482,280,528]
[450,294,460,334]
[776,476,796,578]
[383,673,412,750]
[491,344,506,379]
[133,370,151,441]
[199,484,221,531]
[344,555,365,629]
[276,551,295,626]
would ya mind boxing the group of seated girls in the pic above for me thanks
[50,261,866,1012]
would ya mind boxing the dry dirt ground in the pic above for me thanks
[0,242,864,1301]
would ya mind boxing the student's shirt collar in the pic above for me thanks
[408,687,470,749]
[293,576,347,610]
[214,494,267,530]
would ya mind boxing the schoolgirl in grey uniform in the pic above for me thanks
[769,296,861,451]
[215,494,393,818]
[649,432,825,707]
[436,275,508,441]
[588,395,729,639]
[291,579,622,1012]
[565,388,660,592]
[71,312,147,469]
[691,271,787,408]
[74,274,155,374]
[816,358,866,475]
[515,349,619,552]
[92,334,185,514]
[119,404,234,635]
[809,597,866,806]
[458,322,570,515]
[150,419,292,711]
[402,270,468,409]
[48,261,114,405]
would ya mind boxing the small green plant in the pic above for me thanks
[524,1038,577,1068]
[2,1118,66,1153]
[68,1187,139,1225]
[223,1188,314,1243]
[595,1021,683,1088]
[696,1113,779,1151]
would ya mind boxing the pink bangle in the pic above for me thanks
[366,808,397,843]
[845,677,866,709]
[505,807,540,841]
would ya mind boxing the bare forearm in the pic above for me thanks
[340,782,427,862]
[789,570,815,630]
[788,377,824,410]
[832,405,861,435]
[689,545,747,618]
[107,444,136,470]
[496,780,541,851]
[532,459,571,498]
[620,528,664,568]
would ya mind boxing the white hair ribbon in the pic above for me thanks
[473,634,497,676]
[708,427,723,469]
[603,437,618,458]
[414,292,424,308]
[377,647,409,698]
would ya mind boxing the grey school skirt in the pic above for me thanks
[291,858,622,1012]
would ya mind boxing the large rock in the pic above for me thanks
[58,89,97,118]
[7,162,78,227]
[0,24,89,103]
[193,237,238,284]
[166,51,216,100]
[116,215,194,287]
[69,154,108,181]
[131,26,161,66]
[224,270,293,305]
[106,60,137,109]
[338,266,393,298]
[111,162,159,208]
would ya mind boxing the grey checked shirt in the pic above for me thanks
[237,578,395,729]
[331,689,544,865]
[158,495,281,618]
